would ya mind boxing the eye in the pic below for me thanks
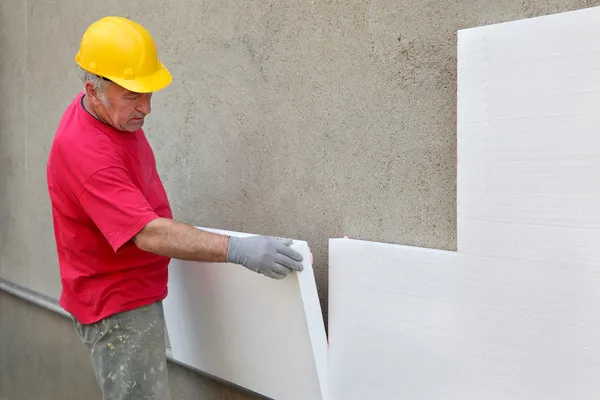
[124,92,139,100]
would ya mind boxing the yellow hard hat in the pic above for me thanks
[75,16,172,93]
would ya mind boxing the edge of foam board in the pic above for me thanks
[163,226,327,400]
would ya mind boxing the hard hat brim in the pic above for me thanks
[105,63,173,94]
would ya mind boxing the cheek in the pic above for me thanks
[104,109,129,130]
[110,106,135,122]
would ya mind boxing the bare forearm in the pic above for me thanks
[133,217,229,262]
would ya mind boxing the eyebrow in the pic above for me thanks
[95,74,143,96]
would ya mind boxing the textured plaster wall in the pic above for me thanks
[1,0,598,398]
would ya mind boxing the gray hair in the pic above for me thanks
[80,68,110,106]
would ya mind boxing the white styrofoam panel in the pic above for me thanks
[328,237,600,400]
[163,227,327,400]
[457,6,600,261]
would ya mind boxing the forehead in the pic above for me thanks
[108,82,139,97]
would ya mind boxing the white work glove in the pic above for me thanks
[226,236,304,279]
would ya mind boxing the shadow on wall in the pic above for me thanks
[0,129,6,279]
[0,0,31,282]
[0,17,11,276]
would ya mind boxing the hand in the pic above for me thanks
[226,235,304,279]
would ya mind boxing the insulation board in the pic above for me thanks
[163,227,327,400]
[328,237,600,400]
[457,6,600,262]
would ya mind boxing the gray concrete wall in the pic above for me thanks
[1,0,597,398]
[0,291,257,400]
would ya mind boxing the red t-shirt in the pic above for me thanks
[46,92,173,324]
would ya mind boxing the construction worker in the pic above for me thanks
[46,16,304,399]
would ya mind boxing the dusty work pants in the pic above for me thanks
[72,301,171,400]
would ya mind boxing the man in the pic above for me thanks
[46,16,304,400]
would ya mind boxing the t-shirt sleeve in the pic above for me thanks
[78,166,160,252]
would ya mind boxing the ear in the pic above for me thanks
[84,80,104,107]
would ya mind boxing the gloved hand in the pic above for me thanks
[226,235,304,279]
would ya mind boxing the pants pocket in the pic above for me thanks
[72,316,99,348]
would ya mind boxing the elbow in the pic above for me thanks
[133,232,152,252]
[133,229,153,253]
[133,218,163,253]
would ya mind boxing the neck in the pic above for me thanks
[82,94,111,127]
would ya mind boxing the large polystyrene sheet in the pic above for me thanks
[328,237,600,400]
[457,6,600,261]
[163,227,327,400]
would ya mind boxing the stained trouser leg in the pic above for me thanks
[73,302,171,400]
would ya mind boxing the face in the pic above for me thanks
[86,80,153,132]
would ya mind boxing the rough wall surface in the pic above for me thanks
[1,0,598,398]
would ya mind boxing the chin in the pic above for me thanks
[126,120,144,131]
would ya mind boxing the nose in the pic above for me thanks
[136,93,152,115]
